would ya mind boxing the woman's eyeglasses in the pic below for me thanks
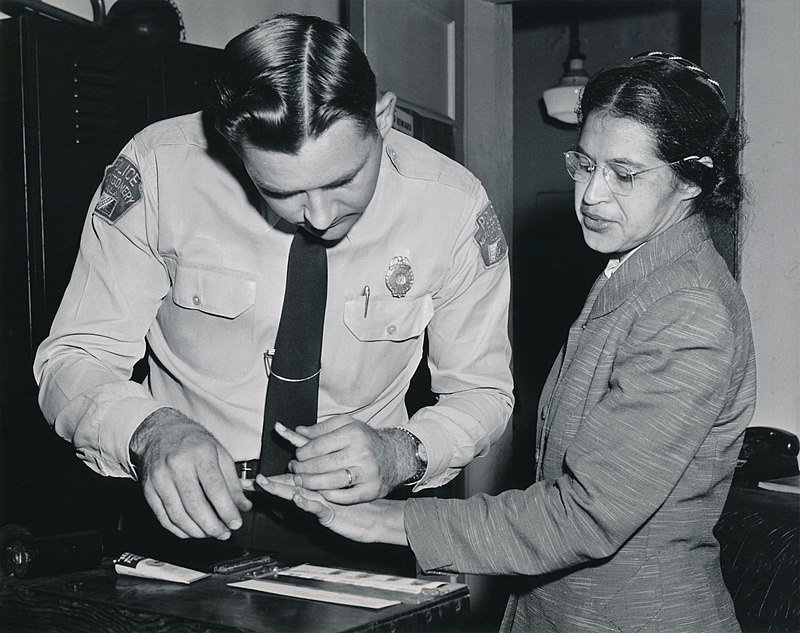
[564,150,700,196]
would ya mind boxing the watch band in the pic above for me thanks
[393,427,427,485]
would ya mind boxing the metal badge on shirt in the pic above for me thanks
[385,256,414,298]
[473,203,508,268]
[94,155,142,224]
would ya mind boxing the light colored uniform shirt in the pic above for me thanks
[33,113,513,490]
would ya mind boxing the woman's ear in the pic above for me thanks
[375,92,397,139]
[680,155,714,200]
[679,180,703,201]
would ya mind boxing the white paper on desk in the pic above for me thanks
[229,579,401,609]
[278,564,447,594]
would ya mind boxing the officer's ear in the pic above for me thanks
[375,92,396,140]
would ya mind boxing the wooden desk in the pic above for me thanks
[0,564,469,633]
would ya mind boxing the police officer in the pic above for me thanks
[34,14,512,560]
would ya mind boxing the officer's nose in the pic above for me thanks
[303,191,337,231]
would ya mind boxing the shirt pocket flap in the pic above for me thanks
[173,264,256,319]
[344,294,433,342]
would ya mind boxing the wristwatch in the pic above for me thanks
[394,427,428,485]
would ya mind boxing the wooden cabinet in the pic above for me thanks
[0,13,220,534]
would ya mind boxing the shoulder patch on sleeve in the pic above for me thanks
[94,155,143,224]
[473,203,508,268]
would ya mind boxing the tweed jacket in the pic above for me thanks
[406,214,756,632]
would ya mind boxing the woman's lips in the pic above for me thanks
[581,211,615,231]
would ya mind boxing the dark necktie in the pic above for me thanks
[259,229,327,477]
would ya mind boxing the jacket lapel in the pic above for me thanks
[589,214,711,322]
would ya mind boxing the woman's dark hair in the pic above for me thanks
[577,52,748,220]
[213,14,378,154]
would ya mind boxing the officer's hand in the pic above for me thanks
[130,407,252,540]
[276,417,410,504]
[255,474,408,546]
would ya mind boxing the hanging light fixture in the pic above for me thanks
[543,19,589,125]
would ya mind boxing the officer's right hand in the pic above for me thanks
[129,407,252,540]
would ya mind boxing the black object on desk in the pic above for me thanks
[717,426,800,633]
[716,485,800,633]
[732,426,799,487]
[0,561,469,633]
[0,525,103,579]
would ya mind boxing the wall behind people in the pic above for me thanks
[739,0,800,445]
[0,0,341,44]
[164,0,340,47]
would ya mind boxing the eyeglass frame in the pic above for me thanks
[563,150,701,197]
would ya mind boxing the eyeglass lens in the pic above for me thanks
[564,151,634,196]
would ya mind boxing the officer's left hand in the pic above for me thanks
[275,417,406,504]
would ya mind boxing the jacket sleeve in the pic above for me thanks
[405,193,513,490]
[33,138,172,479]
[405,288,735,574]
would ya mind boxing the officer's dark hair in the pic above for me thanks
[213,13,378,154]
[577,52,748,221]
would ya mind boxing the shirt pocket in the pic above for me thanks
[159,263,257,380]
[172,263,256,318]
[343,294,433,342]
[335,294,433,409]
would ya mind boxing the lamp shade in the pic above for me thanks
[543,57,589,125]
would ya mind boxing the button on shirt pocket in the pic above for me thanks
[160,263,257,380]
[173,264,256,318]
[344,294,433,342]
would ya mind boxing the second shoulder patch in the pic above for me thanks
[473,203,508,268]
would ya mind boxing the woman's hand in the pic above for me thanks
[255,474,408,546]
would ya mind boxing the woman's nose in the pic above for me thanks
[582,167,612,203]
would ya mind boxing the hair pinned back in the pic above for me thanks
[632,51,726,102]
[213,13,378,154]
[577,51,748,222]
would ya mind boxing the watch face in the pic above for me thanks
[416,441,428,464]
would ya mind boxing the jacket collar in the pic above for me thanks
[589,213,710,320]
